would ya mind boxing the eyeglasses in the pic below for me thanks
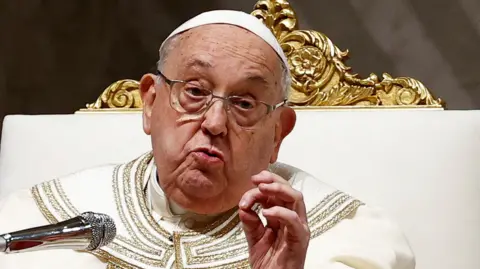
[155,70,286,128]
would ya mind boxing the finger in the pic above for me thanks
[239,187,284,210]
[262,208,281,230]
[258,182,308,221]
[262,206,310,242]
[251,170,289,186]
[258,182,300,203]
[238,208,265,247]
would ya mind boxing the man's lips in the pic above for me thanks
[191,147,225,162]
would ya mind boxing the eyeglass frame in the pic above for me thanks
[155,70,287,125]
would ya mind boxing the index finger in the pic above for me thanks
[258,182,308,222]
[251,170,289,186]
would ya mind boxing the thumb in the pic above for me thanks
[238,208,265,248]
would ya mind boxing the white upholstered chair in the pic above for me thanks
[1,110,480,269]
[1,1,479,268]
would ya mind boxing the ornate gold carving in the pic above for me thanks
[85,80,142,110]
[81,0,444,111]
[251,0,298,40]
[252,0,443,108]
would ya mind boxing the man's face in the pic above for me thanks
[140,24,296,214]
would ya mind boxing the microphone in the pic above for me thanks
[0,212,116,254]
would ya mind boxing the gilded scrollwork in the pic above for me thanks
[252,0,443,108]
[85,79,142,110]
[251,0,298,40]
[81,0,444,111]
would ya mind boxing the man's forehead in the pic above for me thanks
[170,27,278,72]
[177,54,276,88]
[177,24,276,56]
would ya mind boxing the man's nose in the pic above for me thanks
[200,99,228,137]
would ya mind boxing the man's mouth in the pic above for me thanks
[192,147,225,162]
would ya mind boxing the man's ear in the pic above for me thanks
[140,74,156,135]
[270,107,296,163]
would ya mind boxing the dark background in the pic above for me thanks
[1,0,479,135]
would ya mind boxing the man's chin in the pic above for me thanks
[171,182,231,215]
[178,172,225,199]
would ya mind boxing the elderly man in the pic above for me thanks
[0,10,414,269]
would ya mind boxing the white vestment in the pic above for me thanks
[0,152,415,268]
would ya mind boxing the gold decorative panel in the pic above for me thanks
[79,0,444,112]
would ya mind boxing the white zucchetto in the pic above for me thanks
[159,10,289,69]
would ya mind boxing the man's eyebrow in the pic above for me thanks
[185,59,213,69]
[245,74,270,87]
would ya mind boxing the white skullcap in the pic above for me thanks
[160,10,289,69]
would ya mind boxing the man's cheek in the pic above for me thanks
[163,131,184,155]
[230,127,254,149]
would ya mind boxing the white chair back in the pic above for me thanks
[1,110,479,269]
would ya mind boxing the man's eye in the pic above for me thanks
[232,99,255,110]
[186,87,208,97]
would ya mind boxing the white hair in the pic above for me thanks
[157,34,291,100]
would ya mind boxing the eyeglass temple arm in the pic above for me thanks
[267,99,288,113]
[275,99,288,109]
[156,70,173,85]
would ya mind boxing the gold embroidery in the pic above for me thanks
[107,166,160,255]
[93,249,141,269]
[42,182,71,220]
[53,178,79,215]
[307,193,351,228]
[106,263,123,269]
[118,154,174,266]
[104,242,165,267]
[132,153,173,237]
[31,151,365,269]
[134,153,250,266]
[128,153,251,268]
[311,199,364,238]
[120,153,363,268]
[306,190,342,219]
[31,185,57,224]
[53,170,163,262]
[116,161,161,244]
[184,217,247,265]
[173,232,182,269]
[32,167,171,268]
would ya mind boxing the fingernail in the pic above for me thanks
[239,200,248,209]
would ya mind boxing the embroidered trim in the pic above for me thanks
[30,151,364,268]
[311,199,364,238]
[130,153,249,268]
[31,185,57,223]
[116,154,174,267]
[31,162,168,268]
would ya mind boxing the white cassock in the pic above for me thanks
[0,152,415,268]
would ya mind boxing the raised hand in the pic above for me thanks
[238,171,310,269]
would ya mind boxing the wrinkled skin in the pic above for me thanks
[140,24,308,269]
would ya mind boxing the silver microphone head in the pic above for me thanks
[80,212,116,250]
